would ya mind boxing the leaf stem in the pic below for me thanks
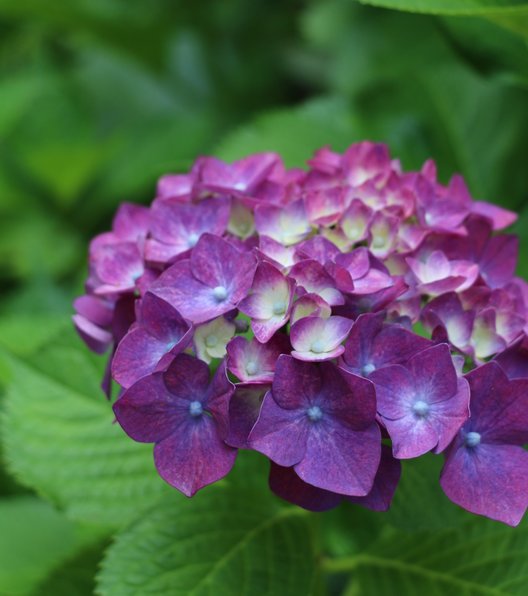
[320,555,361,574]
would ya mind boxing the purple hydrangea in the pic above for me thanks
[113,353,236,496]
[74,144,528,524]
[440,362,528,526]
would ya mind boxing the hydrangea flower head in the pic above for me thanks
[75,143,528,525]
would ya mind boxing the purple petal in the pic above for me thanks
[268,463,342,512]
[113,373,189,443]
[191,233,257,303]
[226,386,268,448]
[440,442,528,526]
[289,259,344,306]
[347,445,401,511]
[295,419,381,496]
[154,417,237,496]
[248,392,309,466]
[464,362,528,445]
[72,314,112,354]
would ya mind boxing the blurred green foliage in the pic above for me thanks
[0,0,527,593]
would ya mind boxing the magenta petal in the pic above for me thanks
[150,197,230,256]
[112,328,178,388]
[347,445,401,511]
[72,314,112,354]
[227,335,290,384]
[471,201,517,230]
[289,259,344,306]
[154,418,237,497]
[290,316,353,362]
[268,463,342,512]
[440,443,528,526]
[190,233,257,304]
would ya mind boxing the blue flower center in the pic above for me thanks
[245,361,258,376]
[310,340,325,354]
[189,401,203,417]
[465,431,481,448]
[412,400,430,418]
[166,340,178,351]
[205,334,218,348]
[212,286,228,302]
[361,362,376,376]
[272,301,286,315]
[187,233,200,248]
[306,405,323,422]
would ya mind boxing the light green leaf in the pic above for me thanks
[357,0,528,37]
[357,0,528,15]
[97,486,319,596]
[216,97,360,168]
[0,496,101,595]
[331,516,528,595]
[0,329,171,527]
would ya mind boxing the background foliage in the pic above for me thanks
[0,0,527,594]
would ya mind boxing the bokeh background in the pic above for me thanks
[0,1,527,594]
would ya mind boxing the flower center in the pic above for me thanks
[245,361,258,376]
[189,401,203,417]
[205,334,218,348]
[212,286,228,302]
[362,362,376,376]
[272,301,287,316]
[465,431,481,448]
[412,400,430,418]
[187,232,199,248]
[306,405,323,422]
[310,340,325,354]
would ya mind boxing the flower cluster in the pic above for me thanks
[74,143,528,526]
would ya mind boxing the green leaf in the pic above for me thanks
[330,516,528,595]
[97,486,319,596]
[33,540,108,596]
[356,0,528,37]
[1,328,171,527]
[385,454,467,531]
[215,97,360,168]
[357,0,528,15]
[0,496,101,595]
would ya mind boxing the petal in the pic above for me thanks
[295,420,381,496]
[290,316,352,358]
[440,443,528,526]
[112,327,186,389]
[248,392,309,466]
[226,386,268,448]
[268,463,342,512]
[154,417,237,496]
[347,445,401,511]
[113,373,188,443]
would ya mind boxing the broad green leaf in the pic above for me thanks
[33,540,107,596]
[333,516,528,595]
[97,486,319,596]
[0,314,68,357]
[385,454,466,531]
[0,496,101,595]
[357,0,528,15]
[357,0,528,37]
[0,74,43,136]
[1,329,171,527]
[216,97,360,168]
